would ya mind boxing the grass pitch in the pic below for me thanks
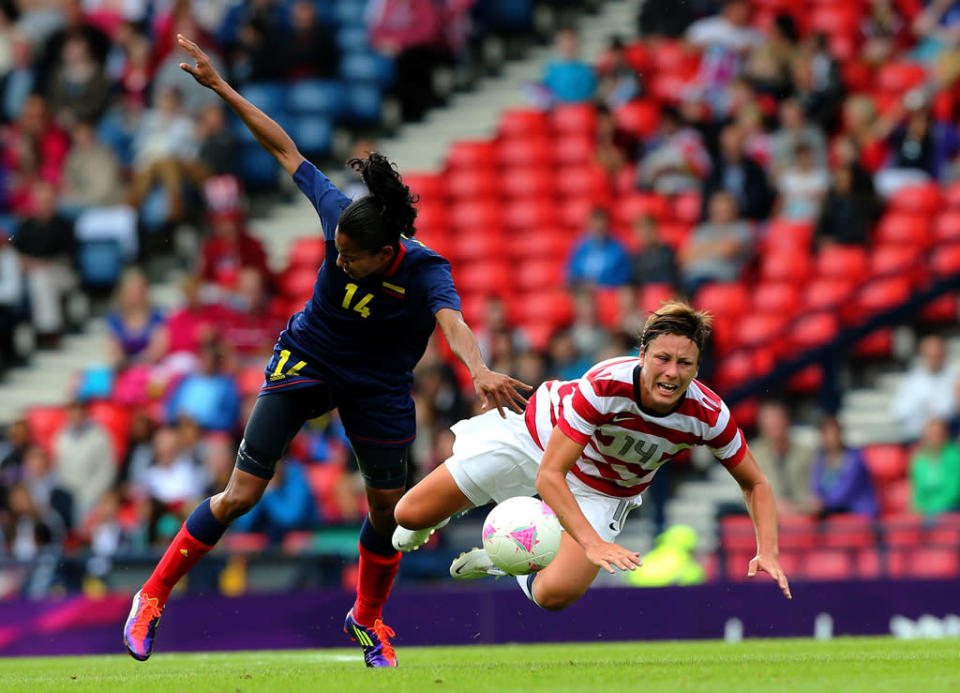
[1,637,957,692]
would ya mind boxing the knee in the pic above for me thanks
[533,585,580,612]
[218,486,262,522]
[393,496,429,530]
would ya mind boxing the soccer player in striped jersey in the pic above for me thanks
[393,302,792,609]
[122,35,529,668]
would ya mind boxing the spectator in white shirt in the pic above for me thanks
[891,334,958,442]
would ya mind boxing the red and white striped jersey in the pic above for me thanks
[523,357,746,498]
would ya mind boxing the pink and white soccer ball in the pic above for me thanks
[481,496,562,575]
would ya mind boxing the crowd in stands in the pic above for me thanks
[3,0,960,586]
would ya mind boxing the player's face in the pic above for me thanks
[638,334,699,414]
[334,229,394,279]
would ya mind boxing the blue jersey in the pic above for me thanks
[276,161,461,393]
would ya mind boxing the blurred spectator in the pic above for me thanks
[678,191,752,298]
[0,418,30,496]
[127,86,202,223]
[221,268,285,362]
[12,179,76,347]
[0,231,23,372]
[195,103,240,179]
[228,14,282,84]
[595,104,637,177]
[910,418,960,516]
[861,0,908,66]
[637,105,710,194]
[596,36,639,109]
[82,489,127,576]
[791,37,843,130]
[20,444,72,532]
[815,162,880,246]
[231,459,317,542]
[912,0,960,63]
[46,34,110,128]
[152,30,227,116]
[630,215,678,288]
[1,483,59,560]
[198,208,271,292]
[546,329,591,381]
[570,290,607,362]
[52,398,116,526]
[774,143,829,221]
[3,94,70,202]
[841,95,888,174]
[686,0,762,53]
[809,415,878,517]
[565,207,632,288]
[735,103,772,170]
[749,400,817,513]
[769,98,827,174]
[111,26,152,109]
[136,426,207,541]
[342,138,377,201]
[701,124,773,221]
[166,275,227,358]
[623,524,705,586]
[414,360,468,431]
[890,334,958,442]
[278,0,339,80]
[117,411,156,487]
[59,120,123,214]
[881,101,960,186]
[369,0,452,121]
[541,28,597,105]
[34,0,110,96]
[165,340,240,432]
[1,31,36,124]
[105,268,167,368]
[744,14,799,100]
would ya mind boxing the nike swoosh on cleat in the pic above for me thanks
[609,522,618,531]
[454,564,466,575]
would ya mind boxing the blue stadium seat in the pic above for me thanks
[336,25,369,52]
[290,115,333,155]
[240,144,280,189]
[340,51,394,86]
[287,79,346,118]
[239,82,287,114]
[76,239,123,289]
[334,0,367,26]
[230,111,293,144]
[345,84,382,122]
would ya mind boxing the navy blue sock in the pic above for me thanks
[185,498,227,546]
[359,516,397,556]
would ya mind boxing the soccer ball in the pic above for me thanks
[481,496,562,576]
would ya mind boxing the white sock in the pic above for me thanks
[516,574,540,606]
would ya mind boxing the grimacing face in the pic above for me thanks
[638,333,700,414]
[334,229,394,280]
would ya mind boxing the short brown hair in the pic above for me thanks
[640,301,713,362]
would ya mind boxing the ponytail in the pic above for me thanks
[337,152,418,253]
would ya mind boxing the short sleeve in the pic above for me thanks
[558,371,618,445]
[292,160,352,241]
[419,259,462,314]
[705,402,747,468]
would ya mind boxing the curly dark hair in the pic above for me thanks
[338,152,419,252]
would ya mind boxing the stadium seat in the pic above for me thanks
[803,277,855,313]
[551,103,596,135]
[287,237,326,271]
[453,260,511,295]
[735,313,788,354]
[26,406,66,454]
[888,183,942,215]
[908,548,959,579]
[553,134,595,166]
[944,181,960,208]
[77,239,123,290]
[240,144,280,189]
[498,109,550,140]
[403,172,446,203]
[240,82,286,114]
[446,140,497,170]
[763,219,814,252]
[760,250,812,283]
[803,550,854,580]
[870,244,925,286]
[719,515,756,552]
[856,549,882,579]
[238,364,267,397]
[778,515,817,551]
[613,100,660,139]
[497,137,553,168]
[503,198,558,230]
[711,348,755,390]
[286,79,345,117]
[921,293,958,323]
[752,282,801,316]
[673,192,702,224]
[862,445,908,483]
[657,222,692,251]
[555,164,610,200]
[506,227,573,260]
[880,514,923,548]
[816,245,869,282]
[820,514,875,549]
[933,211,960,243]
[876,61,927,94]
[514,258,565,293]
[853,329,894,359]
[501,166,555,199]
[413,202,450,234]
[730,398,758,429]
[450,233,503,264]
[874,213,932,248]
[593,288,623,328]
[279,267,318,300]
[508,290,574,328]
[87,401,132,461]
[339,51,394,86]
[787,365,823,394]
[448,200,503,230]
[222,533,269,553]
[521,321,557,352]
[282,531,315,555]
[345,84,382,122]
[880,479,910,516]
[305,463,347,522]
[638,283,676,314]
[614,193,671,226]
[557,197,595,230]
[856,276,912,316]
[446,168,500,200]
[694,283,750,320]
[789,311,839,351]
[930,244,960,276]
[926,512,960,546]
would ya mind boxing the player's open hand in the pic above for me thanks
[748,552,792,599]
[585,540,642,575]
[177,34,224,90]
[474,367,531,417]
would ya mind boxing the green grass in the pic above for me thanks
[1,638,957,692]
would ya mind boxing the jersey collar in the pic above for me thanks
[384,241,406,276]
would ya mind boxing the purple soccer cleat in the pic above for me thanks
[123,590,164,661]
[344,609,398,667]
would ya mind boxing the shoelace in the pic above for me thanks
[371,619,396,661]
[130,595,163,641]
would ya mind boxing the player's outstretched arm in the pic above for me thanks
[435,308,531,417]
[177,34,305,175]
[536,428,642,575]
[728,447,793,599]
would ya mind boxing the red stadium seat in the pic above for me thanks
[401,172,446,202]
[458,293,489,326]
[615,164,638,194]
[506,227,573,261]
[761,250,812,283]
[509,290,574,328]
[614,193,671,225]
[448,200,503,230]
[856,549,882,579]
[931,244,960,276]
[638,283,676,313]
[856,276,912,316]
[413,202,449,234]
[657,222,692,251]
[736,313,788,353]
[450,233,502,264]
[876,62,927,94]
[788,365,823,393]
[816,245,869,281]
[820,514,875,549]
[501,166,555,199]
[551,103,597,135]
[870,244,925,286]
[613,100,660,139]
[789,311,839,350]
[888,183,943,215]
[238,363,267,396]
[694,283,750,320]
[305,463,346,522]
[514,258,564,293]
[592,287,624,328]
[521,321,557,351]
[498,108,550,140]
[921,293,958,323]
[497,137,553,168]
[673,192,702,224]
[553,134,595,165]
[944,181,960,208]
[649,39,698,74]
[863,445,908,483]
[803,550,854,580]
[557,197,596,230]
[503,198,558,231]
[453,260,511,295]
[875,213,932,248]
[555,164,610,201]
[280,267,318,299]
[752,282,801,316]
[880,479,910,516]
[803,278,855,312]
[87,401,132,461]
[926,512,960,546]
[880,514,923,547]
[282,531,314,555]
[719,515,756,552]
[853,329,894,359]
[842,61,874,93]
[286,236,326,271]
[764,219,814,252]
[446,140,497,170]
[446,168,500,200]
[730,399,758,429]
[933,211,960,243]
[778,515,817,551]
[908,548,959,579]
[222,533,269,553]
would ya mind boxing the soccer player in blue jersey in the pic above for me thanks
[123,34,530,668]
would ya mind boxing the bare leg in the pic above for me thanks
[394,463,474,530]
[209,467,269,523]
[528,531,600,611]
